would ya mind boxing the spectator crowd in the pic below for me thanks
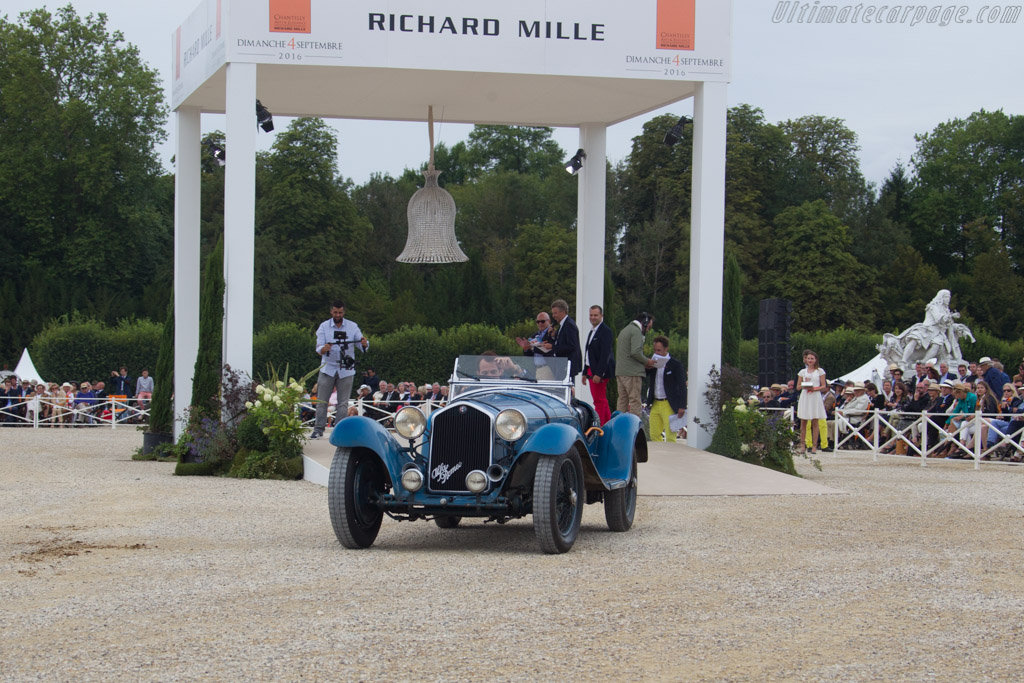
[0,366,154,426]
[299,367,449,428]
[754,356,1024,462]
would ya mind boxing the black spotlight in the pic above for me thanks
[255,99,274,133]
[664,115,691,146]
[206,141,226,166]
[564,148,586,175]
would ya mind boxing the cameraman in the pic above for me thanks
[312,300,369,439]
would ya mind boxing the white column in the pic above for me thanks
[574,124,607,401]
[223,63,257,380]
[686,82,728,450]
[173,106,201,439]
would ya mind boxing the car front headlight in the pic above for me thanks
[465,470,488,493]
[495,409,527,441]
[394,406,426,439]
[400,465,424,492]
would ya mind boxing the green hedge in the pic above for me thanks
[790,328,880,378]
[32,316,162,383]
[960,327,1024,373]
[40,315,1019,406]
[736,329,880,379]
[253,322,318,380]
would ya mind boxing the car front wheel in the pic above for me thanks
[533,449,584,554]
[328,447,386,549]
[604,447,638,532]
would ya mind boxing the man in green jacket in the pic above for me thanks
[615,312,655,417]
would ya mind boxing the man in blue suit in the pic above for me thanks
[583,305,614,424]
[542,299,582,380]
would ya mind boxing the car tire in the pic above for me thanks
[434,516,462,529]
[604,448,638,532]
[533,448,585,554]
[328,447,385,549]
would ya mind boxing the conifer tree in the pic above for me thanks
[149,297,175,434]
[191,237,224,417]
[722,252,743,367]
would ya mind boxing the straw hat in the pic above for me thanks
[843,387,854,395]
[978,356,993,365]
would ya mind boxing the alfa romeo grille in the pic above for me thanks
[429,405,492,493]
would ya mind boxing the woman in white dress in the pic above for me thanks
[797,350,828,454]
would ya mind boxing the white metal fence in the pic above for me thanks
[766,406,1024,469]
[0,396,444,431]
[10,395,1021,470]
[0,396,151,428]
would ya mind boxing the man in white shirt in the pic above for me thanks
[311,300,368,439]
[837,383,871,446]
[645,336,685,442]
[582,305,614,424]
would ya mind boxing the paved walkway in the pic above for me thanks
[302,432,840,496]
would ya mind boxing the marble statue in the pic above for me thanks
[877,290,975,370]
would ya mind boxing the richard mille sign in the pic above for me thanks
[172,0,730,107]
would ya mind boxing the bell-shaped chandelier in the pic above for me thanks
[396,106,468,264]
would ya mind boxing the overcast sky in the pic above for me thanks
[4,1,1022,187]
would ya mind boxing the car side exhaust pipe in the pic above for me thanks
[486,464,506,482]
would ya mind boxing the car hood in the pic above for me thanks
[437,387,573,422]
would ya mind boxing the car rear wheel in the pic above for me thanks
[328,447,386,549]
[434,515,462,528]
[604,447,638,532]
[533,449,584,554]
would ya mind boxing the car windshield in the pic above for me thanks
[453,355,570,384]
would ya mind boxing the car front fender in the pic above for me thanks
[519,422,584,457]
[328,416,409,485]
[593,412,648,481]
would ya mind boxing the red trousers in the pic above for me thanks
[586,370,611,425]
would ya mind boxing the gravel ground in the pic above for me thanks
[1,429,1023,682]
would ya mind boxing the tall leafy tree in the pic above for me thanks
[462,125,566,179]
[349,171,419,287]
[876,245,944,332]
[909,110,1024,275]
[512,222,577,315]
[780,115,871,223]
[610,114,692,329]
[767,200,876,331]
[254,118,371,329]
[957,228,1024,340]
[722,106,774,298]
[0,6,169,355]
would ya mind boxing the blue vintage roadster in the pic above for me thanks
[327,355,647,553]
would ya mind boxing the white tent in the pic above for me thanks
[838,353,888,385]
[14,348,45,385]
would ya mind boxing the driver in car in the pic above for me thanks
[478,352,525,378]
